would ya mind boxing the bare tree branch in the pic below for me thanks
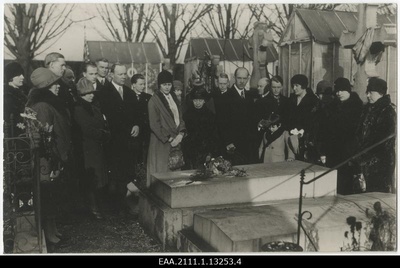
[4,3,90,77]
[94,4,155,43]
[199,4,254,40]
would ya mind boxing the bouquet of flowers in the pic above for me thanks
[17,107,55,160]
[189,155,247,183]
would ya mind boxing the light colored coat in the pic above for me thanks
[259,130,295,163]
[147,91,186,187]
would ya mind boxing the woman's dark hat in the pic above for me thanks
[367,77,387,95]
[334,77,352,93]
[316,80,332,95]
[5,62,24,82]
[190,83,207,100]
[157,70,173,87]
[290,74,308,89]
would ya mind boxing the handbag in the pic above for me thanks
[168,144,185,171]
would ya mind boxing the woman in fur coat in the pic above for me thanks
[26,67,72,247]
[355,78,396,193]
[74,78,111,219]
[322,78,363,195]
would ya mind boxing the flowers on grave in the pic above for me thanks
[189,156,247,183]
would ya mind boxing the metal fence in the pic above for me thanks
[3,122,42,253]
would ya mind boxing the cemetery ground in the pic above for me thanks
[48,191,168,254]
[3,182,171,254]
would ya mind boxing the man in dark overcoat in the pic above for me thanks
[212,73,231,157]
[97,63,140,214]
[224,67,258,165]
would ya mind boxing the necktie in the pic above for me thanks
[241,90,245,99]
[166,95,180,127]
[137,93,141,101]
[118,87,123,100]
[101,79,105,85]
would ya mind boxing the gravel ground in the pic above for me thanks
[50,191,170,255]
[52,209,165,254]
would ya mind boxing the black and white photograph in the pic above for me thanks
[1,1,398,256]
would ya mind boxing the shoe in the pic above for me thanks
[55,233,63,239]
[46,238,68,252]
[90,210,104,220]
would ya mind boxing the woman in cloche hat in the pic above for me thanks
[147,70,186,187]
[73,77,110,220]
[26,67,72,248]
[3,62,27,137]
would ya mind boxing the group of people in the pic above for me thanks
[3,53,396,247]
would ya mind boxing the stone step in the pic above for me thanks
[177,229,216,252]
[150,161,337,208]
[192,192,396,252]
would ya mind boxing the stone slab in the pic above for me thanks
[193,192,396,252]
[151,161,337,208]
[177,229,216,253]
[138,189,182,251]
[138,187,307,250]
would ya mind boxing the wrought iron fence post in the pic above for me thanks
[34,148,43,253]
[297,169,305,246]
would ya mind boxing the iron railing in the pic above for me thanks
[3,120,43,253]
[296,133,396,251]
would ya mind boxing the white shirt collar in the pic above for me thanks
[112,81,123,90]
[234,84,244,96]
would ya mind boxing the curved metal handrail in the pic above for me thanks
[296,133,396,251]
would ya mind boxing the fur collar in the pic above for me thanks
[155,90,180,118]
[27,88,69,117]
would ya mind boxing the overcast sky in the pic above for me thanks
[2,1,383,63]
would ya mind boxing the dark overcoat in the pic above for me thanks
[355,95,396,193]
[97,82,139,183]
[27,88,72,181]
[183,104,219,169]
[74,98,110,189]
[224,86,258,164]
[3,84,27,137]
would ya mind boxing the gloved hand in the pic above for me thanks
[171,133,183,147]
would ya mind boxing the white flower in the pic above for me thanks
[20,113,37,120]
[290,128,305,136]
[16,123,26,130]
